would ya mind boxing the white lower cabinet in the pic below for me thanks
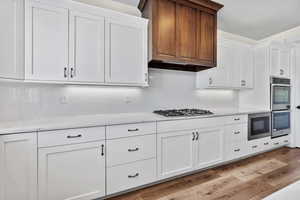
[38,141,106,200]
[194,128,223,169]
[107,159,156,195]
[157,131,195,179]
[0,133,37,200]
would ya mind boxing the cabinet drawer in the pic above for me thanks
[272,136,290,147]
[107,159,156,195]
[106,122,156,139]
[38,127,105,147]
[225,141,247,161]
[248,139,264,154]
[226,124,247,142]
[107,135,156,167]
[225,115,247,125]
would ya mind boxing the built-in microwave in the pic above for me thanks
[271,77,291,111]
[248,113,271,141]
[272,110,291,138]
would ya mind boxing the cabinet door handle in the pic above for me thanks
[192,132,195,141]
[280,69,284,75]
[234,131,240,135]
[64,67,68,78]
[128,128,139,132]
[128,173,139,178]
[101,144,104,156]
[234,118,240,121]
[284,140,289,143]
[196,132,199,140]
[252,145,258,149]
[264,142,269,145]
[67,134,82,139]
[128,148,139,152]
[234,148,241,152]
[209,78,213,85]
[274,142,280,145]
[70,67,75,78]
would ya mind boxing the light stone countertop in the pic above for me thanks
[0,107,270,135]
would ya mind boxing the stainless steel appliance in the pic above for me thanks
[272,110,291,138]
[153,109,213,117]
[248,113,271,140]
[271,77,291,111]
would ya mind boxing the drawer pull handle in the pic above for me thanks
[234,131,240,135]
[128,173,139,178]
[284,140,289,143]
[264,142,269,145]
[128,148,139,152]
[128,128,139,132]
[234,149,240,152]
[101,144,104,156]
[234,118,240,121]
[274,142,279,145]
[252,145,258,149]
[67,134,82,139]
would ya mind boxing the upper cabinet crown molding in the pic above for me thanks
[0,0,148,87]
[139,0,223,72]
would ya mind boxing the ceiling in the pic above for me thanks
[112,0,300,40]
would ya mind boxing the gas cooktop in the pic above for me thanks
[153,109,214,117]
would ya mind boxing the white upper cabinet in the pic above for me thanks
[1,0,148,86]
[0,0,24,80]
[270,44,291,78]
[196,37,254,90]
[105,19,148,85]
[69,11,105,83]
[25,1,69,81]
[0,133,37,200]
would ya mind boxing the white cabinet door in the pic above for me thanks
[105,19,148,85]
[239,45,254,89]
[69,11,105,83]
[25,1,69,81]
[157,131,195,179]
[280,49,291,78]
[0,133,37,200]
[194,128,223,169]
[0,0,24,80]
[207,41,231,88]
[38,141,105,200]
[270,46,281,77]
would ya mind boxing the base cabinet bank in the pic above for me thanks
[0,114,291,200]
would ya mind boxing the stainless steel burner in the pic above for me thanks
[153,109,213,117]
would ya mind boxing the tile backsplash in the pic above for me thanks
[0,69,238,121]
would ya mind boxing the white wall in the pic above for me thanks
[0,69,238,121]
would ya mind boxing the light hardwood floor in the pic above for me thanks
[108,147,300,200]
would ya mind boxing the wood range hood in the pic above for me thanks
[138,0,223,72]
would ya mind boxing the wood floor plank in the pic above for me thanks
[108,147,300,200]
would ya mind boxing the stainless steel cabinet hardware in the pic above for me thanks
[196,132,199,140]
[70,68,75,78]
[64,67,68,78]
[234,131,240,135]
[284,140,289,143]
[101,144,104,156]
[128,148,139,152]
[234,149,240,152]
[128,128,139,132]
[241,80,246,86]
[280,69,284,75]
[209,77,213,85]
[128,173,139,178]
[234,118,240,121]
[192,132,195,141]
[252,145,258,149]
[264,142,269,145]
[274,142,279,145]
[67,134,82,139]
